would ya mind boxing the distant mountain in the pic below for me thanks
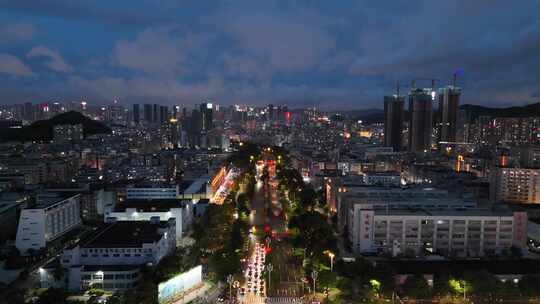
[460,102,540,119]
[0,111,111,142]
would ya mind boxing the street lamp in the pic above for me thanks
[266,263,273,295]
[324,250,335,272]
[311,270,318,295]
[226,274,233,302]
[463,280,467,301]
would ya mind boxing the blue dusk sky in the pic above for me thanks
[0,0,539,109]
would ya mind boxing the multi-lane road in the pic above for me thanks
[238,156,304,304]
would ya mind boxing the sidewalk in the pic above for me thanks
[172,281,223,304]
[171,282,211,304]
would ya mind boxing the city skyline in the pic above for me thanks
[1,1,540,108]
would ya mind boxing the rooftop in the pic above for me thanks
[114,199,189,212]
[0,201,19,214]
[83,221,171,248]
[365,171,401,176]
[373,207,514,217]
[344,187,448,200]
[34,193,79,209]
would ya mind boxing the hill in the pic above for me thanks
[0,111,111,142]
[460,102,540,120]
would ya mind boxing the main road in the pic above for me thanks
[239,156,303,304]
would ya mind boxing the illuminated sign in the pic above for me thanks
[158,265,202,304]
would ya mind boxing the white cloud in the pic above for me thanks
[27,46,72,72]
[0,53,34,76]
[0,22,35,42]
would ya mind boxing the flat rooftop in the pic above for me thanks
[34,193,79,209]
[114,198,209,212]
[373,208,514,217]
[0,201,19,213]
[114,199,189,212]
[365,171,401,176]
[83,221,170,248]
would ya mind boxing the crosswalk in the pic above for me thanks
[240,297,302,304]
[266,297,302,303]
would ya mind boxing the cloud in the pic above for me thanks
[27,46,72,72]
[112,26,208,75]
[225,13,335,73]
[0,53,34,76]
[66,74,227,102]
[0,0,174,28]
[0,22,35,42]
[3,1,540,107]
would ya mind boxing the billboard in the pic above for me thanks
[158,265,203,304]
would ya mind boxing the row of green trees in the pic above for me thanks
[332,258,540,303]
[272,148,338,298]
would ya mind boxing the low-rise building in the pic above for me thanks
[363,171,401,186]
[105,199,204,246]
[15,193,81,254]
[126,185,178,200]
[347,204,527,257]
[490,167,540,204]
[41,219,176,292]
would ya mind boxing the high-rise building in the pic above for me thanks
[23,102,33,121]
[200,102,213,132]
[188,108,202,147]
[384,95,404,151]
[408,88,433,153]
[153,104,159,124]
[143,104,153,124]
[160,105,169,124]
[182,107,187,119]
[268,104,274,121]
[438,86,461,144]
[133,104,140,125]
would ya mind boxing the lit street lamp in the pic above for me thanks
[324,250,335,272]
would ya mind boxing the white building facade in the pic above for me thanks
[348,204,528,257]
[16,194,81,254]
[42,220,176,292]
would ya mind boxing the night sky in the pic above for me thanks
[0,0,539,109]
